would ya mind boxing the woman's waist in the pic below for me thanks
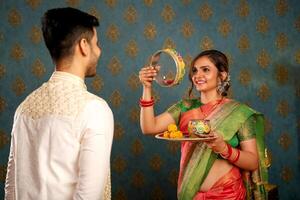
[200,159,236,192]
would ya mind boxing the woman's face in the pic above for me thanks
[191,56,222,93]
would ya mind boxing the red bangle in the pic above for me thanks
[229,149,240,163]
[139,97,155,107]
[220,143,232,159]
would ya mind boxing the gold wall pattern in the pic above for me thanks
[0,97,6,113]
[144,0,153,7]
[88,6,101,21]
[32,58,46,78]
[163,37,176,49]
[295,16,300,32]
[218,19,231,38]
[198,3,213,21]
[114,188,126,200]
[275,33,288,50]
[151,186,164,200]
[181,21,194,38]
[280,166,292,182]
[256,16,269,34]
[237,34,249,53]
[29,26,42,44]
[91,74,104,92]
[294,50,300,64]
[276,0,288,16]
[167,142,180,154]
[129,106,139,123]
[168,169,179,187]
[108,56,122,75]
[161,5,175,23]
[66,0,80,7]
[264,118,272,134]
[278,132,291,151]
[0,165,7,182]
[236,0,250,18]
[110,90,122,107]
[0,131,9,149]
[149,154,163,171]
[0,32,3,43]
[113,123,124,140]
[10,43,25,61]
[125,40,138,58]
[0,64,5,78]
[26,0,41,10]
[276,100,289,117]
[127,73,139,91]
[12,77,26,96]
[200,36,214,50]
[257,49,270,69]
[105,0,117,8]
[275,64,288,85]
[124,5,137,24]
[144,22,157,40]
[238,69,251,86]
[106,24,120,42]
[183,54,192,67]
[131,138,143,156]
[8,8,22,27]
[131,171,145,188]
[112,155,127,173]
[257,83,271,101]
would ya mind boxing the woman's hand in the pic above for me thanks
[139,66,157,88]
[204,131,227,154]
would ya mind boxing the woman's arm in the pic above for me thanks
[139,66,175,135]
[234,139,259,170]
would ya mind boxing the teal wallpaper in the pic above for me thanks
[0,0,300,199]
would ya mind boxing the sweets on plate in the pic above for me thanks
[163,124,183,138]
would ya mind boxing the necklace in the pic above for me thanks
[200,97,224,118]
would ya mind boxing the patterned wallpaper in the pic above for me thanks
[0,0,300,199]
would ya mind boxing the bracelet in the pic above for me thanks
[220,143,232,159]
[214,143,227,154]
[229,149,240,163]
[139,97,155,107]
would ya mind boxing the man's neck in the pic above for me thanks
[55,60,85,80]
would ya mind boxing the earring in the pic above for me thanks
[217,75,230,96]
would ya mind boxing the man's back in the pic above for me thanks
[5,71,113,199]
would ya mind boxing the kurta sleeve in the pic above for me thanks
[73,100,114,200]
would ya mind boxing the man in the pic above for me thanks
[5,7,114,200]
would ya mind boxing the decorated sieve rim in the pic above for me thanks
[150,48,185,87]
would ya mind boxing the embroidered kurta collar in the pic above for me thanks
[50,71,87,90]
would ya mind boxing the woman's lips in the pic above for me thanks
[194,79,206,85]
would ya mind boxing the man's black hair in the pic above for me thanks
[41,7,99,62]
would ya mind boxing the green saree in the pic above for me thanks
[167,99,268,200]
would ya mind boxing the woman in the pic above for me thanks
[139,50,268,200]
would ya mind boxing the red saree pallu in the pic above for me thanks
[193,167,246,200]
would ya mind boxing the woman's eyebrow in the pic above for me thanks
[194,65,210,69]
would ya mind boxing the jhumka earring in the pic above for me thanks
[217,75,231,96]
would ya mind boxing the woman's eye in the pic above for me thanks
[192,67,197,73]
[203,67,210,72]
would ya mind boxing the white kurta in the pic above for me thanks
[5,71,114,200]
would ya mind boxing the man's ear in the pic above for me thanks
[78,38,89,56]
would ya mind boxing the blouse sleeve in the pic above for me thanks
[237,115,256,141]
[166,100,182,125]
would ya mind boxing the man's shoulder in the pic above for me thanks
[84,91,111,111]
